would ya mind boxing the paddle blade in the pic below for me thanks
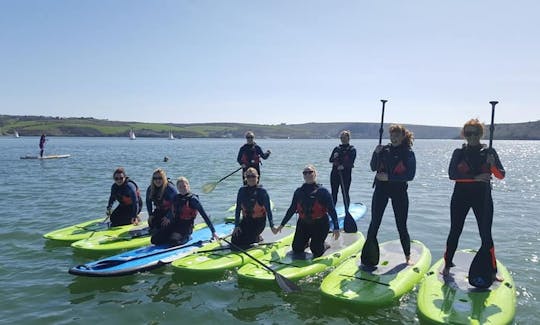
[361,238,380,267]
[468,246,495,288]
[202,182,217,194]
[343,212,357,233]
[275,273,301,293]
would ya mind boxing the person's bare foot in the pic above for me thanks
[405,255,412,265]
[441,262,454,276]
[494,274,504,282]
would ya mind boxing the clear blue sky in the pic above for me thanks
[1,1,538,127]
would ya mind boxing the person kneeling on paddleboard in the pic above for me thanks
[151,177,219,246]
[273,165,340,259]
[146,168,178,234]
[231,167,274,249]
[106,167,143,227]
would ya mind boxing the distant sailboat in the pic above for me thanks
[129,129,136,140]
[13,130,19,138]
[168,130,175,140]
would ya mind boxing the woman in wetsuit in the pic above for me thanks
[146,168,178,233]
[231,167,274,248]
[329,130,356,206]
[361,125,416,267]
[106,167,142,226]
[443,119,505,278]
[273,165,340,259]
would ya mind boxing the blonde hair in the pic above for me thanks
[245,131,255,138]
[389,124,414,148]
[176,176,189,187]
[340,130,351,139]
[461,118,485,138]
[244,167,259,177]
[150,168,168,200]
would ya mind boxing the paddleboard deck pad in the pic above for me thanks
[417,250,516,324]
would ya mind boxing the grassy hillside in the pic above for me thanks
[0,115,538,140]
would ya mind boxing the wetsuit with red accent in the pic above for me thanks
[151,192,216,246]
[145,181,178,230]
[236,143,270,182]
[329,144,356,206]
[280,183,339,258]
[107,178,143,226]
[365,144,416,259]
[444,144,505,273]
[232,184,273,248]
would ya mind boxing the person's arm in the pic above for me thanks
[261,189,274,228]
[329,147,339,164]
[258,145,271,160]
[191,197,216,234]
[234,188,243,227]
[163,183,178,218]
[237,146,244,166]
[448,148,468,180]
[280,189,300,226]
[145,185,153,216]
[347,146,357,168]
[489,148,505,179]
[127,182,139,219]
[370,148,382,172]
[107,184,115,211]
[320,189,339,230]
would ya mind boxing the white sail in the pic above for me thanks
[129,129,136,140]
[14,130,19,138]
[168,130,175,140]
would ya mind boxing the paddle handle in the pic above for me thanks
[488,101,498,149]
[379,99,387,145]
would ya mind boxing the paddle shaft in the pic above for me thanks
[221,238,278,274]
[379,100,387,145]
[217,167,243,184]
[337,170,350,211]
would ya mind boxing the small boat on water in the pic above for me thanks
[168,130,175,140]
[13,130,19,138]
[129,129,136,140]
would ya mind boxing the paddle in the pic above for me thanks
[468,100,498,289]
[202,167,243,193]
[76,240,207,270]
[220,238,301,293]
[362,99,388,267]
[338,170,357,233]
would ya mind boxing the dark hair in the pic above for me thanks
[389,124,414,148]
[113,167,126,177]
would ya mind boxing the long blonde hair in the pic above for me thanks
[150,168,168,200]
[461,118,485,138]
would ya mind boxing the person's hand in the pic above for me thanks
[131,216,140,225]
[272,225,283,234]
[375,145,383,153]
[337,165,344,171]
[241,164,247,168]
[333,229,340,240]
[266,149,272,156]
[232,227,241,236]
[474,173,491,183]
[212,232,220,241]
[161,218,170,227]
[376,172,388,181]
[106,208,112,216]
[333,152,339,159]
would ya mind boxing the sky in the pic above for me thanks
[1,1,538,127]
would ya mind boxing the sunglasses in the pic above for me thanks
[246,174,257,178]
[303,170,314,175]
[246,136,254,139]
[463,131,479,137]
[114,176,124,181]
[153,177,162,180]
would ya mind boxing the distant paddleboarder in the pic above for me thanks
[39,133,47,158]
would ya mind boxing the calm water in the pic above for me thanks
[0,137,538,324]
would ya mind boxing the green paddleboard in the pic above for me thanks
[171,225,295,279]
[71,222,207,255]
[320,239,431,306]
[43,213,148,243]
[237,232,365,284]
[417,250,516,324]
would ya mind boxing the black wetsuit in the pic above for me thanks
[329,144,356,206]
[444,144,505,272]
[364,144,416,261]
[237,143,270,183]
[145,181,178,230]
[107,178,142,226]
[232,185,273,248]
[280,183,339,258]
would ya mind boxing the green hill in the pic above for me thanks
[0,115,538,140]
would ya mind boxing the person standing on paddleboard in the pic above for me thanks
[329,130,356,207]
[443,119,505,279]
[231,167,274,249]
[361,125,416,267]
[39,133,46,157]
[152,177,219,246]
[106,167,143,227]
[273,165,340,258]
[146,168,178,235]
[237,131,271,184]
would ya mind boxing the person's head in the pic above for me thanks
[302,165,317,184]
[245,131,255,144]
[113,167,126,185]
[340,130,351,145]
[244,167,259,185]
[152,168,167,187]
[461,119,484,145]
[389,124,414,148]
[176,176,190,195]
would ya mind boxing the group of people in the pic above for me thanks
[105,121,505,282]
